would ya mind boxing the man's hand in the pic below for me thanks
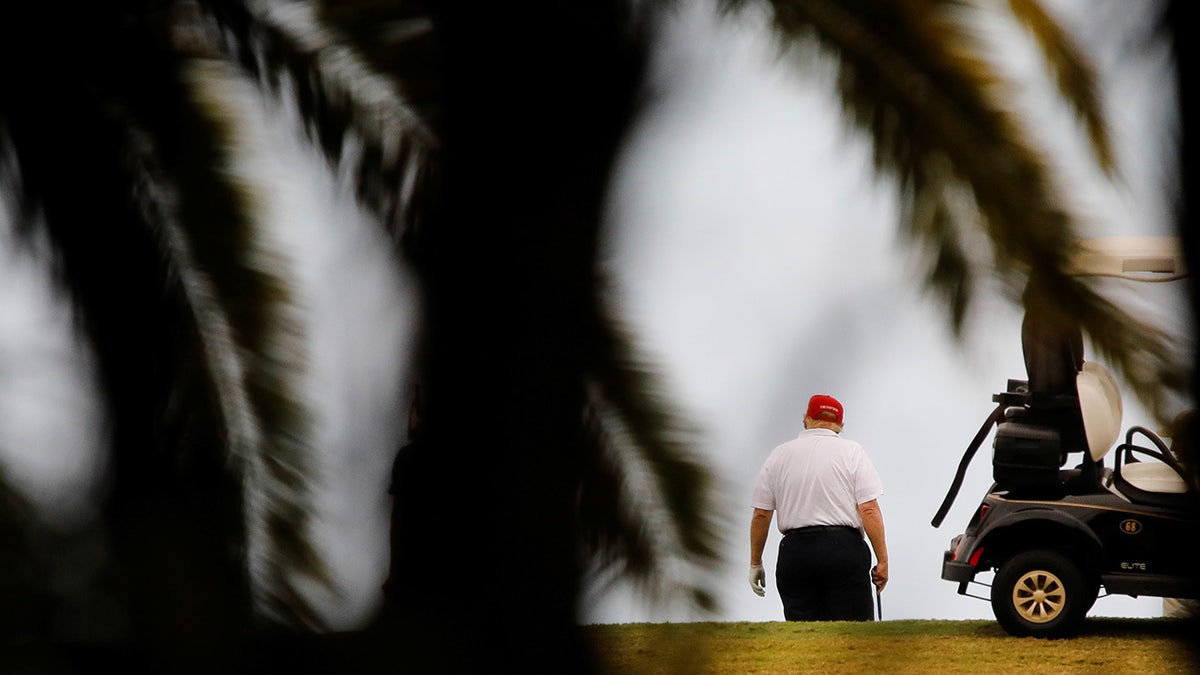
[749,564,766,597]
[871,561,889,591]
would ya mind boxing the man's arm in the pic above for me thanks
[857,499,888,590]
[750,508,773,566]
[749,508,773,596]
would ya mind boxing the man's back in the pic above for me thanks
[752,428,881,532]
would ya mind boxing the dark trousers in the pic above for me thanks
[776,526,874,621]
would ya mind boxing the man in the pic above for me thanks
[749,394,888,620]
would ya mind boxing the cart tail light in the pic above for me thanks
[968,503,990,528]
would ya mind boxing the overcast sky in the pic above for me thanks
[0,0,1188,630]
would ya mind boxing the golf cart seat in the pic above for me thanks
[1111,425,1193,509]
[1069,359,1191,508]
[1119,461,1188,494]
[1076,361,1192,508]
[1077,361,1122,465]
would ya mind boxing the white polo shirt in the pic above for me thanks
[751,428,884,532]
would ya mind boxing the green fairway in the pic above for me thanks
[585,618,1197,674]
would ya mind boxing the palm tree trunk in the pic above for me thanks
[379,1,646,670]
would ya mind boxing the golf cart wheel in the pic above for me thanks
[991,549,1089,638]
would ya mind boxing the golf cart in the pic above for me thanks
[931,237,1197,638]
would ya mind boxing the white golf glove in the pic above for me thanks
[749,564,766,597]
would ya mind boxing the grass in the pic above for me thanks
[585,618,1198,674]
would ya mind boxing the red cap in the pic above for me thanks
[806,394,843,424]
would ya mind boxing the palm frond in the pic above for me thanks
[195,0,437,252]
[1005,0,1116,173]
[314,0,440,127]
[580,287,724,613]
[146,54,330,629]
[1026,275,1189,423]
[728,0,1187,418]
[0,7,261,658]
[2,1,330,634]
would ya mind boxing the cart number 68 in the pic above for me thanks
[1119,519,1142,534]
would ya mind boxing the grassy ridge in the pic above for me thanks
[585,618,1198,674]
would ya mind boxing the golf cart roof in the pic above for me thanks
[1065,236,1187,281]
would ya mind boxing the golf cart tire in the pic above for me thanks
[991,549,1090,638]
[1084,577,1101,612]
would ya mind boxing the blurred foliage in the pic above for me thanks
[0,0,1194,672]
